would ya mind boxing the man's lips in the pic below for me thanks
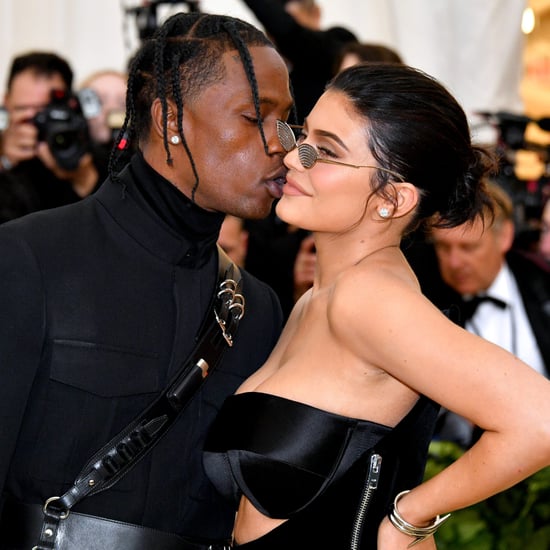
[265,170,287,199]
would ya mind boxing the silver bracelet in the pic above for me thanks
[388,490,451,548]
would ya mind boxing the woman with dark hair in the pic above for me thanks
[204,63,550,548]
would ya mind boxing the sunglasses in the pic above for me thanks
[276,120,404,181]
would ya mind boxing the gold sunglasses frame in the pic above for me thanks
[276,120,404,181]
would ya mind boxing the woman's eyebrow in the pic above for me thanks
[314,129,349,152]
[303,117,349,151]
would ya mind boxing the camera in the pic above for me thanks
[33,89,92,171]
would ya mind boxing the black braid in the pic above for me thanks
[221,20,268,153]
[153,22,172,166]
[170,51,200,201]
[108,47,147,185]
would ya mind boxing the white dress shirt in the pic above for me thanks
[466,263,546,375]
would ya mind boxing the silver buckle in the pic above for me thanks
[215,278,245,346]
[43,496,70,519]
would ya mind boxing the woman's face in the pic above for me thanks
[276,90,381,233]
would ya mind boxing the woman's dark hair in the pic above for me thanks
[327,63,497,230]
[110,12,275,200]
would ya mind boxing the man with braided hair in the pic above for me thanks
[0,12,293,549]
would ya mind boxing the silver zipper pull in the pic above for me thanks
[350,453,383,550]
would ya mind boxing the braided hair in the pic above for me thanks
[110,12,276,201]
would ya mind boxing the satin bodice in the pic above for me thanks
[203,391,439,548]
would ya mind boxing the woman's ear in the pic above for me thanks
[392,182,419,219]
[150,97,179,139]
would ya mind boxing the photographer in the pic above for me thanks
[0,51,103,224]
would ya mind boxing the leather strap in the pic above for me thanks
[1,498,231,550]
[33,246,242,549]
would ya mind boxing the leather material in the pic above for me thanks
[0,498,231,550]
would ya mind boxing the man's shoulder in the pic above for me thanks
[1,195,96,232]
[0,194,102,262]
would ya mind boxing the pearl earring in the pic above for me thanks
[378,207,391,219]
[170,135,180,145]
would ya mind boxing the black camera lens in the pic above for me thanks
[33,89,90,171]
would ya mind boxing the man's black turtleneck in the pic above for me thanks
[126,152,224,266]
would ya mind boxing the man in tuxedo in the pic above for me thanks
[430,182,550,446]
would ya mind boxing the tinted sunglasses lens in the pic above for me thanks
[276,120,296,152]
[298,143,317,169]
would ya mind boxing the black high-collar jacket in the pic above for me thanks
[0,153,283,541]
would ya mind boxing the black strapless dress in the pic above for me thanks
[203,392,439,549]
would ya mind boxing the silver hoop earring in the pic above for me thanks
[170,135,180,145]
[378,207,391,219]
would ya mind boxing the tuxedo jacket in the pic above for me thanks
[0,156,283,541]
[506,251,550,375]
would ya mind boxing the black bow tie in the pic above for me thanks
[460,295,507,323]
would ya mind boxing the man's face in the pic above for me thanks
[431,217,514,296]
[5,69,67,120]
[164,46,293,220]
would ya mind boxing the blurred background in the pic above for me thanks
[0,0,548,241]
[0,0,548,121]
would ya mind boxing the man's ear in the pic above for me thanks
[391,182,419,219]
[150,97,180,140]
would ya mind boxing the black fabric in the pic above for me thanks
[204,392,440,548]
[0,158,82,222]
[0,152,284,545]
[0,145,107,224]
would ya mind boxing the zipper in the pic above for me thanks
[350,452,382,550]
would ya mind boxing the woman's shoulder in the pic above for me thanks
[327,255,432,347]
[331,255,418,312]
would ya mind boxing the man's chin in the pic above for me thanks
[241,198,276,220]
